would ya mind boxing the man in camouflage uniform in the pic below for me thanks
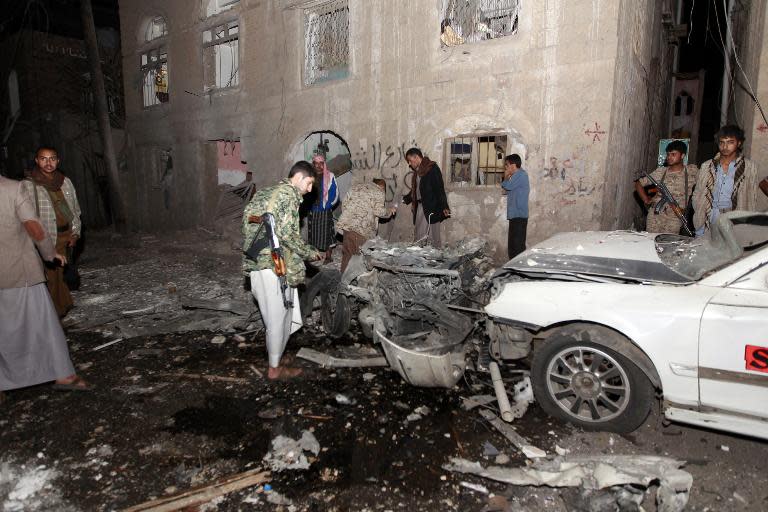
[242,161,321,380]
[336,178,396,272]
[635,140,698,234]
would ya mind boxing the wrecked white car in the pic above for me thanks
[485,212,768,438]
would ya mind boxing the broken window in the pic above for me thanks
[203,22,240,90]
[440,0,520,47]
[445,135,507,186]
[141,48,169,107]
[144,16,167,42]
[304,0,349,86]
[205,0,239,17]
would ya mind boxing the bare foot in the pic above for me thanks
[53,375,91,390]
[267,366,303,380]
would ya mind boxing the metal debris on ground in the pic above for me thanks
[296,346,388,368]
[262,431,320,472]
[444,455,693,512]
[461,395,496,410]
[479,409,547,459]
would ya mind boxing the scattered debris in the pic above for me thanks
[156,373,248,385]
[210,335,227,345]
[334,394,355,406]
[181,297,252,317]
[461,395,496,411]
[483,441,500,457]
[92,338,124,351]
[720,445,730,452]
[262,431,320,472]
[479,409,546,459]
[0,460,69,512]
[123,468,269,512]
[444,455,693,512]
[459,481,489,494]
[296,346,388,368]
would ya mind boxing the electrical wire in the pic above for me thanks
[721,0,768,127]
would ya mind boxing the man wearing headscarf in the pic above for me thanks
[22,147,82,317]
[307,154,339,261]
[402,147,451,247]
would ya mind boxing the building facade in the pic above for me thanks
[0,30,124,229]
[119,0,679,260]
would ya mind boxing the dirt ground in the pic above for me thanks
[1,230,767,511]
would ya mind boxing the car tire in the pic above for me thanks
[531,328,653,433]
[300,269,341,321]
[321,292,351,338]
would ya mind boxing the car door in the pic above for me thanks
[698,262,768,418]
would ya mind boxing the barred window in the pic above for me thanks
[203,22,239,89]
[206,0,239,17]
[445,135,507,186]
[440,0,520,47]
[144,16,167,42]
[141,48,169,107]
[304,0,349,86]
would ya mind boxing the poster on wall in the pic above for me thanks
[657,138,690,166]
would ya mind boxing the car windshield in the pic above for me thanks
[655,212,768,281]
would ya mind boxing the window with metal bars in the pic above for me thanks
[206,0,240,17]
[439,0,520,47]
[445,135,508,186]
[203,21,239,90]
[304,0,349,86]
[144,16,167,42]
[141,47,168,107]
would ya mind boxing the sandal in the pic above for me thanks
[52,376,92,392]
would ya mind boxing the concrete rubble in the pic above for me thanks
[444,455,693,512]
[65,231,260,341]
[262,431,321,472]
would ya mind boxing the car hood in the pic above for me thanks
[502,230,692,284]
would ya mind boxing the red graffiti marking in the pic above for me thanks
[757,124,768,134]
[584,122,606,143]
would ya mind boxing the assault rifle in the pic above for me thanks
[644,173,693,237]
[246,213,293,308]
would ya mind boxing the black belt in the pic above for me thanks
[57,224,71,233]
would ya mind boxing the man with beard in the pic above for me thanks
[402,148,450,247]
[22,147,82,317]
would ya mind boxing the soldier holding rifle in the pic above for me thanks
[634,140,698,235]
[242,161,322,380]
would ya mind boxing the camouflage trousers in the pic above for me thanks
[646,210,682,234]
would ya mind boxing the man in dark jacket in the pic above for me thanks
[402,148,451,247]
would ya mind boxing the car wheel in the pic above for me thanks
[531,330,653,433]
[300,269,341,321]
[321,292,351,338]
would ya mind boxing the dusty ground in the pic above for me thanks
[1,230,767,511]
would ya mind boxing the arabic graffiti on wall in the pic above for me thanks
[349,140,421,201]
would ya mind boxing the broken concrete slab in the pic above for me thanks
[444,455,693,512]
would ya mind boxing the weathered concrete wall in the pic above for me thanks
[732,0,768,212]
[120,0,674,260]
[602,0,674,230]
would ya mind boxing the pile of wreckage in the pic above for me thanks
[298,237,693,512]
